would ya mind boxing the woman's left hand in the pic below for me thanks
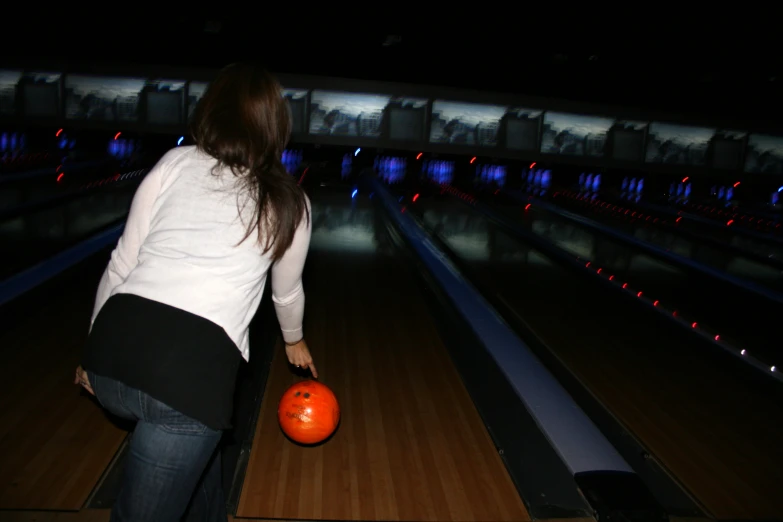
[74,365,95,396]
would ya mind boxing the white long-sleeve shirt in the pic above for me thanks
[91,146,311,361]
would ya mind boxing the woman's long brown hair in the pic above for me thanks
[189,63,309,261]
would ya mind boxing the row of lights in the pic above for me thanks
[556,190,672,226]
[78,169,148,190]
[1,151,54,167]
[688,201,782,234]
[56,167,148,190]
[557,190,783,255]
[439,183,780,379]
[671,176,782,234]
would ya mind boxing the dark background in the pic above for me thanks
[4,10,780,128]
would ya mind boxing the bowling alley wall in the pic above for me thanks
[1,65,782,178]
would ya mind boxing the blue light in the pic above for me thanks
[177,136,184,146]
[354,148,361,157]
[351,189,358,198]
[777,186,783,193]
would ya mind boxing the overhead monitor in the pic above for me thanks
[611,121,647,162]
[65,75,145,122]
[309,90,392,138]
[504,108,543,151]
[145,79,186,126]
[711,130,746,171]
[22,72,61,118]
[283,89,308,135]
[645,122,715,166]
[430,101,507,147]
[0,70,22,115]
[387,97,427,142]
[540,112,615,157]
[745,134,783,175]
[187,82,209,119]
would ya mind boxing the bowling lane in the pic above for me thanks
[410,193,783,521]
[0,248,128,511]
[508,187,783,292]
[473,189,783,369]
[0,170,146,281]
[236,188,529,522]
[557,189,783,262]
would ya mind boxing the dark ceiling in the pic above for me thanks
[5,12,782,128]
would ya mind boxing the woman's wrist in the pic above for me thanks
[285,337,304,346]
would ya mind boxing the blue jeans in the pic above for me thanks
[88,371,226,522]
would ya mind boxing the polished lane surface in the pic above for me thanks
[477,189,782,369]
[541,189,783,290]
[236,189,529,522]
[552,189,783,262]
[0,171,145,280]
[0,249,127,510]
[0,185,529,522]
[411,193,783,521]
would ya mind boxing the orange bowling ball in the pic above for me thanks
[278,380,340,445]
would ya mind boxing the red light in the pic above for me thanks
[55,128,63,137]
[653,300,659,306]
[727,219,734,226]
[585,262,591,267]
[56,173,64,182]
[114,132,122,140]
[682,177,689,183]
[733,181,740,188]
[691,322,698,328]
[529,162,537,169]
[622,283,628,289]
[412,193,419,202]
[636,291,642,297]
[596,268,602,274]
[524,204,531,210]
[416,152,423,160]
[714,335,720,341]
[609,275,614,281]
[297,167,309,186]
[470,156,476,164]
[676,217,682,223]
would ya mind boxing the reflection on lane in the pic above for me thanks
[540,192,783,293]
[411,194,783,520]
[308,191,392,255]
[0,179,141,279]
[416,192,782,368]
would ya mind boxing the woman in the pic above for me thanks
[74,63,315,521]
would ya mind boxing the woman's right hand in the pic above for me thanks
[285,339,318,379]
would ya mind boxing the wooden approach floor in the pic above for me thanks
[453,218,783,521]
[1,510,654,522]
[236,251,529,522]
[0,254,127,510]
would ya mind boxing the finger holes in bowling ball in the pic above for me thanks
[279,380,341,446]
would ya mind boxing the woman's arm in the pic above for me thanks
[270,198,312,343]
